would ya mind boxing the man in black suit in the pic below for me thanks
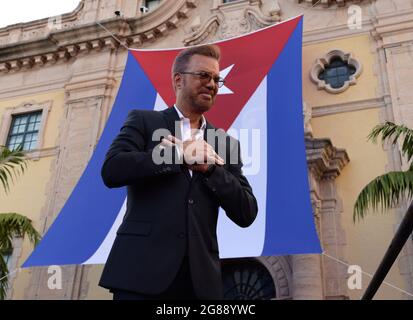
[99,45,258,300]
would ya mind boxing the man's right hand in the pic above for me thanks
[161,135,224,167]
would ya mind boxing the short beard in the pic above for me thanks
[188,94,214,113]
[182,78,215,113]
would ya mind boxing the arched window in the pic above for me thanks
[222,258,276,300]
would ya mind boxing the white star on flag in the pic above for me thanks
[218,64,234,95]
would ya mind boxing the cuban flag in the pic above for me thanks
[23,15,321,268]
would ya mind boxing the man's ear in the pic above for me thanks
[173,73,182,90]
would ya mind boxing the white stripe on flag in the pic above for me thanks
[83,198,127,264]
[154,93,169,111]
[217,76,267,258]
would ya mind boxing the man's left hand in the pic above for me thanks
[161,135,223,173]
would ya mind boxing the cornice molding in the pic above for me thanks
[371,9,413,46]
[0,0,197,74]
[312,97,384,117]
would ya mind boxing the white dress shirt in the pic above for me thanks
[174,105,206,177]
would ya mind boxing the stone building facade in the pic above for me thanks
[1,0,412,299]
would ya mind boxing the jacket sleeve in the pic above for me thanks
[201,139,258,228]
[101,110,181,188]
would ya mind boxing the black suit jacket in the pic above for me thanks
[98,107,258,299]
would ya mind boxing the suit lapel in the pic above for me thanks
[161,106,182,141]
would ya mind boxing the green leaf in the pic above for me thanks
[0,254,9,300]
[0,213,41,299]
[0,145,28,196]
[368,122,413,164]
[353,170,413,222]
[355,122,413,222]
[0,146,36,299]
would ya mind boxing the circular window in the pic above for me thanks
[310,49,362,94]
[318,57,356,89]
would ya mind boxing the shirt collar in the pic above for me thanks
[174,105,206,130]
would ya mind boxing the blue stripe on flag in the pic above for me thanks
[262,18,322,256]
[23,52,158,267]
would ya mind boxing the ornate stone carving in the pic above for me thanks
[297,0,365,8]
[184,16,220,46]
[184,0,280,46]
[219,15,251,39]
[303,101,313,138]
[306,137,350,181]
[245,7,281,29]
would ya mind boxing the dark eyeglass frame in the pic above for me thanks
[179,71,225,88]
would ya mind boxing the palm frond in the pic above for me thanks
[353,170,413,222]
[0,213,41,250]
[368,122,413,164]
[0,145,28,194]
[0,254,9,300]
[0,147,33,299]
[0,213,40,300]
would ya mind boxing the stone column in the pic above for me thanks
[319,179,348,299]
[291,254,324,299]
[291,168,324,300]
[300,138,350,300]
[24,48,120,300]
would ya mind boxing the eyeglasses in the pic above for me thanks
[179,71,225,88]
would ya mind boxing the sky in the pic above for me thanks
[0,0,81,28]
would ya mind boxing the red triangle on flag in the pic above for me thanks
[131,16,301,130]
